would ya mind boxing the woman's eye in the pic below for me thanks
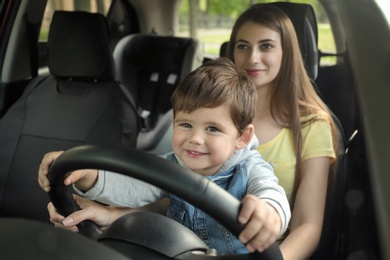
[236,43,249,50]
[206,126,220,132]
[261,43,273,50]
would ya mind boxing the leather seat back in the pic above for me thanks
[0,11,139,222]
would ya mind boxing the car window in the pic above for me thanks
[178,0,337,65]
[376,0,390,25]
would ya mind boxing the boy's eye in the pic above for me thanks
[180,123,192,128]
[206,126,220,132]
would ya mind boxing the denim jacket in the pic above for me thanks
[166,154,250,254]
[164,135,290,254]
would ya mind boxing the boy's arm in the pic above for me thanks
[74,170,166,207]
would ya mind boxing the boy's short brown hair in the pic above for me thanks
[171,57,257,135]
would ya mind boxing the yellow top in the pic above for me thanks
[257,119,336,203]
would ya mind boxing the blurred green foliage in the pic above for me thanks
[180,0,335,64]
[180,0,327,23]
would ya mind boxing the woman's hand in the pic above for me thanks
[38,151,64,192]
[48,195,125,232]
[238,194,281,252]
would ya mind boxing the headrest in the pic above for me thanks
[269,2,319,79]
[117,34,197,76]
[219,42,228,58]
[48,11,114,81]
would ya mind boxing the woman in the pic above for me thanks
[226,4,338,259]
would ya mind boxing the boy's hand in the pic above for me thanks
[38,151,98,192]
[238,194,281,252]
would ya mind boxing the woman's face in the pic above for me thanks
[233,22,283,89]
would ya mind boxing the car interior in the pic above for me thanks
[0,0,387,259]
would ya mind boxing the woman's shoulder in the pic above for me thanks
[300,114,336,159]
[300,113,330,124]
[300,114,331,134]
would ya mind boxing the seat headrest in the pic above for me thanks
[219,42,228,59]
[269,2,319,79]
[48,11,114,81]
[118,34,196,75]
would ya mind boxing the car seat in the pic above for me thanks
[0,11,139,222]
[113,33,203,156]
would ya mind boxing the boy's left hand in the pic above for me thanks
[238,194,281,252]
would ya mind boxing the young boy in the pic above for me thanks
[38,57,290,254]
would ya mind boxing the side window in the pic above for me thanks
[178,1,244,60]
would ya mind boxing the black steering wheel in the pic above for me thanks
[48,144,283,259]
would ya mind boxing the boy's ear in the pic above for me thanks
[236,124,254,150]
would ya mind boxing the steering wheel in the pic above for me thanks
[48,144,283,259]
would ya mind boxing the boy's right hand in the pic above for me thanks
[38,151,98,192]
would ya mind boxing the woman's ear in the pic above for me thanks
[236,124,254,150]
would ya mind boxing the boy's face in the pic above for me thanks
[172,104,245,176]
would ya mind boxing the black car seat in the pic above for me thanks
[113,34,203,156]
[0,11,139,222]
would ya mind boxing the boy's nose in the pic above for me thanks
[188,130,204,144]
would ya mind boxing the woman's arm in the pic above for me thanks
[49,195,170,232]
[280,157,330,260]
